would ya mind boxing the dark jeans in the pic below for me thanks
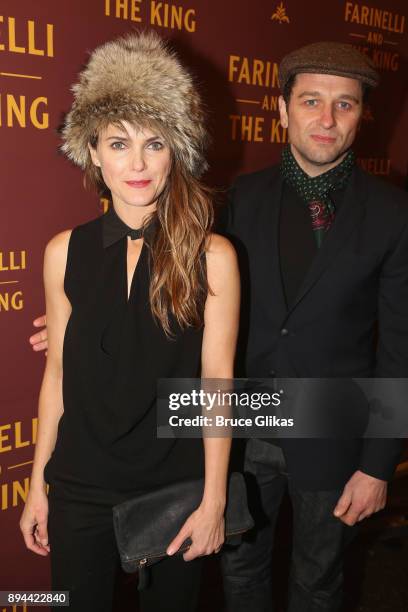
[47,478,203,612]
[221,439,357,612]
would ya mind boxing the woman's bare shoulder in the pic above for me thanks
[45,229,72,255]
[205,233,238,286]
[44,230,73,283]
[206,232,236,259]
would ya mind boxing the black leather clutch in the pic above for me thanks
[112,472,253,575]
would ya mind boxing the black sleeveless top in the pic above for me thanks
[44,207,205,491]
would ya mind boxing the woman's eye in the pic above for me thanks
[148,141,164,151]
[111,141,125,150]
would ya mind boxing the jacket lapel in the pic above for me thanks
[259,169,288,320]
[286,166,367,315]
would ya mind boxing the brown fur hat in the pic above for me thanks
[61,31,208,177]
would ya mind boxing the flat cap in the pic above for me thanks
[279,41,380,91]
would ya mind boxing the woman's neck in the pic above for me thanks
[111,199,157,229]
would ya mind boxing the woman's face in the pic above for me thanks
[89,121,172,210]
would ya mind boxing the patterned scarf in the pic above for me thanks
[281,146,355,248]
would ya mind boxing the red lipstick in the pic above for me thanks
[125,180,152,188]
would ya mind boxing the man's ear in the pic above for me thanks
[88,143,101,167]
[278,95,289,129]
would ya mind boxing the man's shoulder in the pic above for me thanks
[232,163,281,192]
[222,164,281,235]
[356,166,408,209]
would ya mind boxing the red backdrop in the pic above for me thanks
[1,0,407,606]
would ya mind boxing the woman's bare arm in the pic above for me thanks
[200,233,240,514]
[167,234,240,560]
[20,230,72,555]
[30,230,72,489]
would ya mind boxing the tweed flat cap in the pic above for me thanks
[279,41,380,91]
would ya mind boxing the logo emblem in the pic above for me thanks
[271,2,290,24]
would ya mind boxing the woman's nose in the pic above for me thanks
[130,150,146,172]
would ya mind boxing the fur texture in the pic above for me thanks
[61,31,208,177]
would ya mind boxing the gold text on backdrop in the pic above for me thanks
[0,292,23,311]
[150,1,196,31]
[104,0,196,32]
[229,55,279,87]
[0,251,27,312]
[0,16,54,56]
[0,95,49,128]
[229,115,287,143]
[104,0,142,21]
[345,2,405,34]
[0,419,37,453]
[0,251,26,271]
[351,46,399,71]
[1,478,29,510]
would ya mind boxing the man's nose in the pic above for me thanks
[319,104,336,129]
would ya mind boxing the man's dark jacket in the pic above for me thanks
[223,164,408,490]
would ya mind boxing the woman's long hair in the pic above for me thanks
[85,141,214,336]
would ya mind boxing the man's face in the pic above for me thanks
[279,73,363,176]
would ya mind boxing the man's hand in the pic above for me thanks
[29,316,48,353]
[333,470,387,526]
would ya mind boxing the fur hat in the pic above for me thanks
[61,31,208,177]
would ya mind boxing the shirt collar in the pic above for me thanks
[102,205,144,248]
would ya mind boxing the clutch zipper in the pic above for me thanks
[130,543,191,567]
[136,550,188,591]
[133,528,249,568]
[138,558,148,591]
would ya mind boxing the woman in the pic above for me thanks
[20,31,239,612]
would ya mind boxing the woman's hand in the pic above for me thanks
[166,500,225,561]
[20,486,50,556]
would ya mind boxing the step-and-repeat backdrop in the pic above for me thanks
[1,0,407,606]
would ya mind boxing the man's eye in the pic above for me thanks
[111,141,125,150]
[305,99,318,107]
[338,101,352,110]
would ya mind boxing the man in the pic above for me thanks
[219,42,408,611]
[30,42,408,610]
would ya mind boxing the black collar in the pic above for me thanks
[102,205,146,248]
